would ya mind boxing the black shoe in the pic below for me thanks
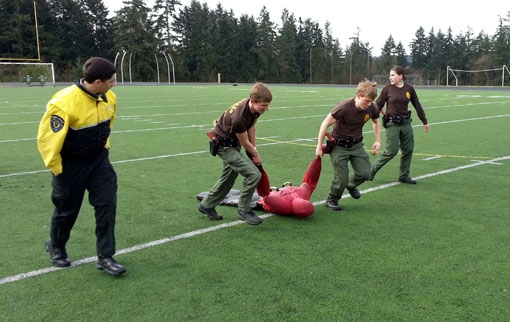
[237,210,263,225]
[398,177,417,184]
[198,204,223,220]
[325,199,343,211]
[45,239,71,268]
[96,256,126,276]
[369,169,376,181]
[346,186,361,199]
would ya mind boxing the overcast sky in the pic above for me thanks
[106,0,509,56]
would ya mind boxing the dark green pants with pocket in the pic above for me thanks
[372,119,414,180]
[201,145,261,212]
[328,142,371,201]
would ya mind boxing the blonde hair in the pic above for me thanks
[250,83,272,103]
[356,78,377,99]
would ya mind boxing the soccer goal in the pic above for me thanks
[446,65,510,87]
[0,62,55,86]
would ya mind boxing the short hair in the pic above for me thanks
[391,66,406,80]
[83,57,116,83]
[250,83,272,103]
[356,78,377,99]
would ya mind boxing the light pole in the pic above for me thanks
[330,49,334,84]
[164,52,175,85]
[120,50,127,85]
[309,47,313,84]
[113,51,121,83]
[154,54,160,84]
[349,35,359,85]
[349,53,352,85]
[338,54,349,85]
[367,50,371,79]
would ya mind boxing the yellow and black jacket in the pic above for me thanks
[37,79,117,175]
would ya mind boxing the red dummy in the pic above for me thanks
[255,158,322,217]
[206,131,332,217]
[254,133,332,217]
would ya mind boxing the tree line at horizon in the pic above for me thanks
[1,0,509,85]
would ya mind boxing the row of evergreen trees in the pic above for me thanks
[1,0,509,85]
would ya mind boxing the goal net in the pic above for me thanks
[446,65,510,87]
[0,62,55,86]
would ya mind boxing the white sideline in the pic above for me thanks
[1,155,508,286]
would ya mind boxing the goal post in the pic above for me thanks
[0,0,41,62]
[447,65,509,87]
[0,62,55,86]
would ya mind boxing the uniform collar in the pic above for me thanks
[75,78,108,102]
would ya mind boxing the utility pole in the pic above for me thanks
[309,47,312,84]
[331,50,334,84]
[349,37,358,85]
[349,53,352,85]
[349,29,361,85]
[367,49,370,78]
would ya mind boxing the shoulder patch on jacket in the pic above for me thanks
[50,115,64,132]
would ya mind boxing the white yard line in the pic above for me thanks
[1,113,509,177]
[2,113,509,144]
[1,155,508,286]
[0,139,304,178]
[423,156,442,161]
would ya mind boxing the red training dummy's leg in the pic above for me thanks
[302,157,322,192]
[255,164,270,197]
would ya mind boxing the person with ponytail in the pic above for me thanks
[370,66,430,184]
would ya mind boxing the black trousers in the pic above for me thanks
[50,148,118,257]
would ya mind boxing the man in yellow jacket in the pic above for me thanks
[37,57,125,276]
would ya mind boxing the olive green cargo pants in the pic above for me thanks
[328,142,371,201]
[201,145,261,212]
[372,119,414,180]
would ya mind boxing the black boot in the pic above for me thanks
[96,256,126,276]
[346,186,361,199]
[325,199,343,211]
[198,204,223,220]
[45,239,71,268]
[237,210,263,225]
[398,177,416,184]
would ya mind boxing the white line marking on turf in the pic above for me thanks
[2,114,510,144]
[0,139,304,178]
[470,160,503,166]
[423,156,442,161]
[1,155,508,285]
[0,169,49,178]
[0,137,37,143]
[0,121,40,126]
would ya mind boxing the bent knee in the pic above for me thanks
[384,148,399,157]
[246,169,261,184]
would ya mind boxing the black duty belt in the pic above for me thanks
[334,136,363,148]
[387,113,410,124]
[208,134,238,157]
[218,137,238,147]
